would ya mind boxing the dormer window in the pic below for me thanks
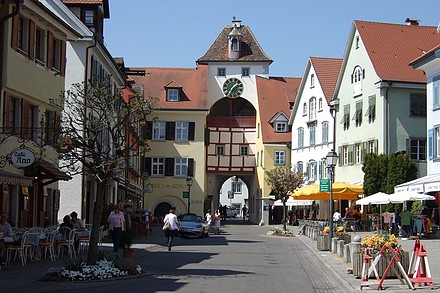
[310,74,315,88]
[84,10,95,27]
[167,89,179,102]
[275,122,287,133]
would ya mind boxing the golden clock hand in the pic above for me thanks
[228,83,239,96]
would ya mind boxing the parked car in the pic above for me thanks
[226,207,239,218]
[178,213,209,238]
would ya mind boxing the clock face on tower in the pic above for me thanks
[223,78,244,98]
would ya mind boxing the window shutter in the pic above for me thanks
[204,127,210,146]
[361,142,368,162]
[338,146,342,166]
[374,139,379,154]
[4,93,11,129]
[362,69,365,79]
[348,144,354,165]
[165,158,174,176]
[187,158,194,177]
[351,74,353,84]
[406,139,410,156]
[305,162,309,180]
[60,41,66,76]
[314,163,317,180]
[188,122,195,141]
[165,122,175,140]
[29,20,35,60]
[319,161,322,179]
[21,100,29,139]
[144,157,151,175]
[428,129,434,160]
[11,14,19,49]
[47,31,54,69]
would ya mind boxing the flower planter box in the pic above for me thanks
[317,235,329,251]
[352,251,409,278]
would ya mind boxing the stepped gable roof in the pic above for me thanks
[354,20,440,83]
[256,76,301,143]
[310,57,342,104]
[197,24,272,63]
[127,65,209,111]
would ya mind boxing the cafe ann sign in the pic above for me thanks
[9,147,35,168]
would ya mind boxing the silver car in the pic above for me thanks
[178,213,209,238]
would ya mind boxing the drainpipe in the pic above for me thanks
[384,82,392,154]
[0,0,21,96]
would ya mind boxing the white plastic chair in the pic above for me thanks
[56,227,76,259]
[6,231,32,266]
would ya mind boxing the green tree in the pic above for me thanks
[51,78,157,265]
[265,166,303,231]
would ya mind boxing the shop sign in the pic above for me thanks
[9,147,35,168]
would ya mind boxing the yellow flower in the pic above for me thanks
[323,226,330,233]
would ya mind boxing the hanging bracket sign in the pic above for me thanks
[9,147,35,168]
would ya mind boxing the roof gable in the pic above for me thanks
[310,57,342,103]
[354,20,440,83]
[198,25,272,63]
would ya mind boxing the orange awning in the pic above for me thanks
[290,182,363,200]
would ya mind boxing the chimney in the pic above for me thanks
[405,18,420,26]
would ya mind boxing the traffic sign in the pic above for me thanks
[183,191,189,198]
[320,179,331,192]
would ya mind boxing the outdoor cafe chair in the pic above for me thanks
[5,230,32,266]
[38,229,57,261]
[57,228,76,259]
[75,229,91,254]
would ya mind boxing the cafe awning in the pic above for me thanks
[0,170,33,186]
[394,174,440,193]
[291,182,363,200]
[25,159,71,184]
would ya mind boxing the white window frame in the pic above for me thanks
[175,121,188,141]
[343,145,349,166]
[318,98,323,111]
[274,150,286,165]
[434,79,440,109]
[152,121,166,140]
[241,67,250,76]
[303,103,307,116]
[217,68,226,76]
[174,157,188,177]
[167,89,179,102]
[435,127,440,159]
[152,157,165,176]
[309,160,316,181]
[353,66,363,96]
[309,124,316,146]
[410,138,426,161]
[232,181,242,194]
[368,140,376,154]
[355,143,362,164]
[310,74,315,87]
[309,97,316,120]
[275,121,287,133]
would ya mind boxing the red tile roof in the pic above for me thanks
[310,57,342,104]
[355,20,440,83]
[62,0,103,4]
[127,65,209,111]
[256,76,301,143]
[198,25,272,63]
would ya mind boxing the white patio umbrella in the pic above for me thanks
[356,192,394,233]
[389,190,436,203]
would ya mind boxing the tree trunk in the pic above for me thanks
[282,202,287,231]
[87,180,106,265]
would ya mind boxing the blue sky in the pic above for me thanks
[105,0,439,78]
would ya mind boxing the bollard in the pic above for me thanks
[337,240,344,257]
[312,229,318,240]
[349,236,362,265]
[332,237,338,254]
[343,244,351,263]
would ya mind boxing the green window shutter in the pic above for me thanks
[361,142,368,162]
[338,146,342,166]
[428,129,434,160]
[374,139,379,154]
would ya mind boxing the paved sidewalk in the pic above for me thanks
[285,224,440,292]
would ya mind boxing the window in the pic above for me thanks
[17,16,29,54]
[175,121,188,141]
[366,95,376,123]
[341,105,350,130]
[152,157,165,176]
[260,150,263,166]
[303,103,307,116]
[368,140,377,154]
[309,124,316,146]
[298,127,304,148]
[240,146,248,156]
[84,10,95,26]
[310,74,315,87]
[5,95,20,134]
[152,121,166,140]
[216,145,225,156]
[356,36,360,49]
[410,93,426,117]
[167,89,179,102]
[352,66,364,96]
[409,139,426,161]
[275,121,287,133]
[355,143,362,164]
[217,68,226,76]
[35,26,45,64]
[232,181,242,194]
[318,98,323,111]
[242,67,250,76]
[309,160,317,181]
[274,150,286,165]
[174,157,188,177]
[309,97,316,120]
[322,121,329,144]
[434,79,440,109]
[297,162,303,174]
[322,159,328,179]
[48,34,63,72]
[342,145,349,165]
[24,103,39,142]
[353,101,362,127]
[428,127,440,160]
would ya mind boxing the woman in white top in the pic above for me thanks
[163,207,179,251]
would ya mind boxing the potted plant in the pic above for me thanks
[120,228,136,258]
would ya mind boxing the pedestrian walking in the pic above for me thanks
[242,205,248,221]
[163,207,179,251]
[108,204,126,252]
[214,210,221,234]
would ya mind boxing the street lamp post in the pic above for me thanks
[186,176,193,213]
[326,149,338,252]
